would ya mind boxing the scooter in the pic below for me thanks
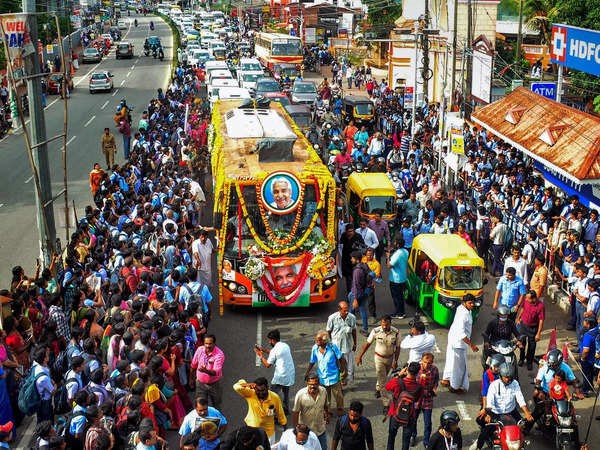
[482,339,520,380]
[533,398,580,450]
[485,416,528,450]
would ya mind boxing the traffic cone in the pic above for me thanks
[562,342,569,362]
[544,328,557,358]
[70,62,75,76]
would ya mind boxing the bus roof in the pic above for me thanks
[257,32,302,42]
[212,100,329,180]
[411,234,484,267]
[347,172,395,197]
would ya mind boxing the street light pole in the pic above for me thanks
[23,0,57,265]
[412,21,418,136]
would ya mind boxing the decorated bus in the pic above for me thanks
[209,99,338,312]
[254,32,303,73]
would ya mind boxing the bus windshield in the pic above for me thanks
[438,266,483,290]
[272,40,302,56]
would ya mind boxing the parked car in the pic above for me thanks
[89,71,114,93]
[82,47,102,64]
[291,80,318,105]
[116,42,134,59]
[47,73,74,95]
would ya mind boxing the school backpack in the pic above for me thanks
[54,376,80,415]
[392,378,422,425]
[62,412,89,450]
[18,369,46,415]
[51,349,69,382]
[479,217,491,241]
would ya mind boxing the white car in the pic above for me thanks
[117,19,128,30]
[89,71,114,93]
[189,49,212,66]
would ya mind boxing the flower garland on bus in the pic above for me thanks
[256,180,306,247]
[234,182,325,255]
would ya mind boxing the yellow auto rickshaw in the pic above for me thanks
[345,172,397,232]
[341,95,375,127]
[407,234,484,327]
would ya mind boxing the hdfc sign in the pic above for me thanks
[551,23,600,77]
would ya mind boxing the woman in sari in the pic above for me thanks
[0,331,21,427]
[3,316,30,369]
[144,371,173,438]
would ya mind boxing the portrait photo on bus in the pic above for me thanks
[261,172,301,215]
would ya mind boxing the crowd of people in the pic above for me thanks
[2,16,600,450]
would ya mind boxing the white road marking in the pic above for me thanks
[84,115,96,127]
[120,80,125,86]
[66,135,76,146]
[455,400,472,420]
[24,175,33,184]
[100,100,109,110]
[112,89,119,97]
[126,71,131,77]
[255,312,262,367]
[131,65,135,70]
[0,203,4,208]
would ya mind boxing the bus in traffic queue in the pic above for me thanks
[210,99,338,312]
[254,33,303,73]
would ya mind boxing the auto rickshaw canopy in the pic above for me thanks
[411,234,484,269]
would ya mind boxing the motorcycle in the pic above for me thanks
[134,19,138,27]
[482,339,520,380]
[484,415,528,450]
[158,49,164,61]
[533,397,580,450]
[149,21,154,31]
[152,48,157,59]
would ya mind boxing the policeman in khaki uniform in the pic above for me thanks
[356,315,400,407]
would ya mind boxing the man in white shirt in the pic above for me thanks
[504,245,529,286]
[326,301,357,383]
[356,218,379,249]
[191,229,214,286]
[254,329,295,415]
[475,363,533,449]
[278,424,322,450]
[441,295,479,393]
[400,320,436,363]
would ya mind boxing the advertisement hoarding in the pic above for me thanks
[551,24,600,77]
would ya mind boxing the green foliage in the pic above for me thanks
[498,0,520,17]
[363,0,402,28]
[0,0,21,14]
[36,15,73,45]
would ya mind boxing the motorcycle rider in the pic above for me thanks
[134,18,138,27]
[479,354,505,414]
[475,363,533,449]
[333,147,352,179]
[482,305,523,360]
[143,38,150,55]
[427,410,462,450]
[526,349,583,432]
[158,45,164,61]
[149,20,154,30]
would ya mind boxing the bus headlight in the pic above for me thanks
[228,282,237,291]
[237,285,248,294]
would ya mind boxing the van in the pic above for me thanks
[207,69,234,85]
[205,60,229,77]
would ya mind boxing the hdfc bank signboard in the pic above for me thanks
[551,23,600,76]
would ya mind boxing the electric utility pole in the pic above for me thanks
[464,0,473,119]
[450,0,458,110]
[422,0,430,102]
[23,0,57,265]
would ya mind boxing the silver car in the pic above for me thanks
[82,48,101,64]
[291,80,318,105]
[89,71,113,93]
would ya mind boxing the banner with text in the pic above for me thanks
[0,13,36,67]
[551,23,600,77]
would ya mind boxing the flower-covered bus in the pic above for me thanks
[209,100,338,312]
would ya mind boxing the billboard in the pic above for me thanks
[471,35,494,104]
[0,14,36,64]
[551,24,600,77]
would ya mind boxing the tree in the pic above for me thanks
[363,0,402,29]
[524,0,563,45]
[0,0,21,14]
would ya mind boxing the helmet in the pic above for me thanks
[489,354,506,370]
[499,362,514,381]
[377,157,385,164]
[497,305,510,317]
[547,349,563,369]
[440,410,460,431]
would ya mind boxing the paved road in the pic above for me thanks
[164,270,597,450]
[0,13,172,287]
